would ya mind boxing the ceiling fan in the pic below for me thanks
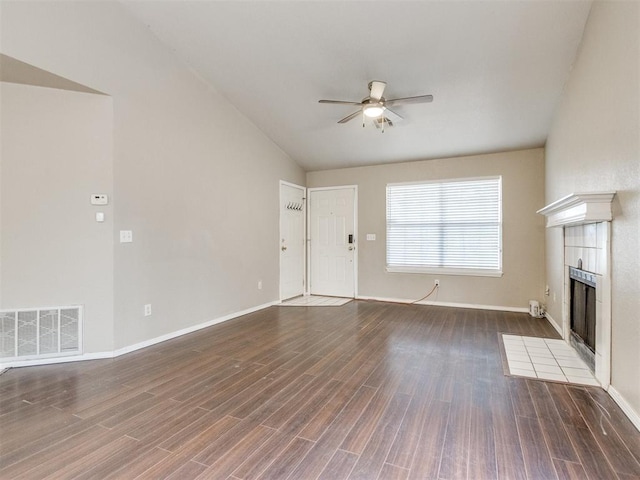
[319,80,433,132]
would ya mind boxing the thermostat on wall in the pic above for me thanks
[91,194,109,205]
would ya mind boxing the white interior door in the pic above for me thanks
[279,182,306,300]
[309,186,356,297]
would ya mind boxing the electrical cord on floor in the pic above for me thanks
[412,284,439,304]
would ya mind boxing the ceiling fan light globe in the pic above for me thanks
[363,105,385,118]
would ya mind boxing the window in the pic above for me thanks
[386,176,502,276]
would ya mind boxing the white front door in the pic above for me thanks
[279,182,306,301]
[309,186,357,297]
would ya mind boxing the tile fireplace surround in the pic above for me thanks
[538,192,615,389]
[564,222,611,387]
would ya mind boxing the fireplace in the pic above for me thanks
[569,266,596,371]
[537,192,616,388]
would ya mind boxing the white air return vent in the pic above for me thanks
[0,306,82,361]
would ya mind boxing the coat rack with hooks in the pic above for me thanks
[286,202,303,211]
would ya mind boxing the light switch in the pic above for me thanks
[96,212,105,222]
[91,194,109,205]
[119,230,133,243]
[366,234,376,241]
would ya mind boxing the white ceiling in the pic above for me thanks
[122,1,592,171]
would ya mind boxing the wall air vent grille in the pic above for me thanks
[0,306,82,361]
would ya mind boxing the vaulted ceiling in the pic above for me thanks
[122,1,592,171]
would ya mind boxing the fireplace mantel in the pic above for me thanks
[537,192,616,228]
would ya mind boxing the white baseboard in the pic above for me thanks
[608,385,640,433]
[544,312,563,336]
[0,300,278,370]
[356,295,528,313]
[113,300,277,356]
[0,351,114,369]
[415,300,528,313]
[356,295,413,304]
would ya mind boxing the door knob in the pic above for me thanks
[348,245,354,251]
[281,246,287,251]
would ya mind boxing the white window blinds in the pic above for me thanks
[386,176,502,276]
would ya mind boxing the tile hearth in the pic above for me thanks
[502,334,599,386]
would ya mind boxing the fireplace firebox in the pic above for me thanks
[569,266,596,371]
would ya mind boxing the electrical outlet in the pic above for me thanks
[144,304,152,316]
[258,280,263,290]
[434,279,440,287]
[120,230,133,243]
[90,194,109,205]
[545,285,550,296]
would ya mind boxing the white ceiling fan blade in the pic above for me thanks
[385,94,433,107]
[319,99,363,105]
[337,110,363,124]
[384,107,404,123]
[369,81,387,101]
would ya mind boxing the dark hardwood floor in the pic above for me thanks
[1,301,639,479]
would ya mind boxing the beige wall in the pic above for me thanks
[1,1,304,351]
[307,148,546,309]
[0,82,114,352]
[544,2,640,416]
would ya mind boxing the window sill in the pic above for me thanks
[386,266,504,278]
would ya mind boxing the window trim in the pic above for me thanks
[385,176,503,277]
